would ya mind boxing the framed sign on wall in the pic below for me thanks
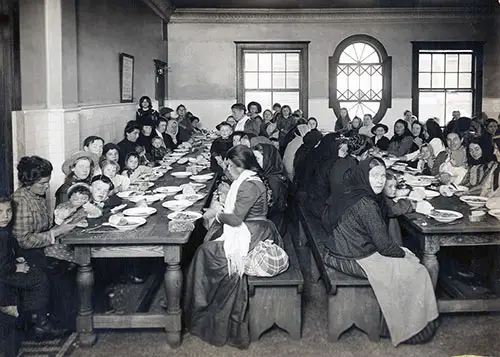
[119,53,134,103]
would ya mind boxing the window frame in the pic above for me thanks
[411,41,484,122]
[329,35,392,124]
[235,41,310,117]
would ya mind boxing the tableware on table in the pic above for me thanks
[129,182,155,191]
[117,190,142,199]
[190,174,214,183]
[391,164,407,172]
[408,189,426,202]
[171,171,192,179]
[167,211,203,222]
[128,194,162,204]
[459,195,488,208]
[423,189,440,199]
[429,209,463,223]
[123,207,157,217]
[187,182,206,191]
[169,152,186,158]
[469,210,486,222]
[174,148,190,153]
[177,157,188,165]
[155,186,183,195]
[107,215,147,231]
[110,203,128,214]
[174,193,205,202]
[162,199,193,211]
[188,157,197,163]
[405,179,432,188]
[488,209,500,221]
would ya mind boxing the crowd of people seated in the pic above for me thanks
[2,93,500,353]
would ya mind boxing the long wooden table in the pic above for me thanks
[400,195,500,313]
[61,146,215,348]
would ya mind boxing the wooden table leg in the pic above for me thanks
[422,237,440,289]
[75,246,96,347]
[164,245,182,348]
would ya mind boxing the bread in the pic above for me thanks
[169,220,194,232]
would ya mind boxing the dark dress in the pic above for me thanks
[164,132,182,150]
[210,137,233,173]
[55,175,91,206]
[136,108,159,124]
[117,138,139,169]
[184,179,280,348]
[137,133,154,154]
[372,136,390,151]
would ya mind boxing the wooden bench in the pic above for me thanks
[247,233,304,341]
[296,204,381,342]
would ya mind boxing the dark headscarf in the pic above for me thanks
[390,119,412,143]
[467,136,496,166]
[324,158,388,231]
[293,131,323,186]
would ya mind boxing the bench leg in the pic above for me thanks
[310,251,321,283]
[249,287,302,341]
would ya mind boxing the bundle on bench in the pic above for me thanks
[247,233,304,341]
[296,204,381,342]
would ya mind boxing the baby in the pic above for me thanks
[53,183,91,227]
[101,159,129,193]
[150,136,169,163]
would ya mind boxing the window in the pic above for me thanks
[236,42,309,115]
[412,42,484,126]
[329,35,392,123]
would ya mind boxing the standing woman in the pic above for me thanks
[12,156,78,329]
[176,104,193,141]
[321,158,439,346]
[387,119,414,157]
[334,107,351,133]
[293,130,323,190]
[184,145,282,348]
[164,118,182,150]
[136,96,159,124]
[117,120,141,169]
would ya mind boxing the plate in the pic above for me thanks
[423,190,440,199]
[108,216,147,231]
[488,209,500,221]
[123,207,157,217]
[174,193,205,202]
[171,171,192,179]
[129,182,154,191]
[177,157,188,165]
[190,174,214,183]
[155,186,183,195]
[169,152,186,158]
[460,195,488,208]
[406,180,432,188]
[162,199,193,211]
[167,211,203,222]
[188,183,206,190]
[127,194,162,204]
[429,209,463,223]
[117,190,143,199]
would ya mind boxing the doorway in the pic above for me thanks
[154,59,167,109]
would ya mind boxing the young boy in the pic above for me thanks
[210,122,234,173]
[53,183,91,227]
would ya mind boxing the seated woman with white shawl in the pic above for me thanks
[321,158,439,346]
[184,145,283,348]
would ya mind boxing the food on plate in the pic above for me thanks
[430,210,457,218]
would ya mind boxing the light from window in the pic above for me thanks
[417,50,474,125]
[243,51,300,111]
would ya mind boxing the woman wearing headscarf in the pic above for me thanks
[253,144,289,236]
[164,118,182,150]
[387,119,414,157]
[334,107,351,133]
[293,130,323,190]
[282,124,310,181]
[321,158,439,346]
[461,137,498,197]
[184,145,283,348]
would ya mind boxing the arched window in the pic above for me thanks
[329,35,392,123]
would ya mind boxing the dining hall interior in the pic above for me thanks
[1,0,500,356]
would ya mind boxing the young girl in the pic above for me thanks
[383,172,414,245]
[101,159,130,193]
[150,136,169,164]
[121,153,152,184]
[53,183,91,227]
[416,144,436,175]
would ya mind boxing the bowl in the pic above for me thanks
[162,199,193,211]
[128,194,162,204]
[123,207,157,217]
[459,195,488,208]
[423,189,440,199]
[190,174,214,183]
[107,216,147,231]
[488,209,500,221]
[177,158,188,165]
[174,193,205,202]
[167,211,203,222]
[155,186,183,195]
[171,171,192,179]
[429,209,463,223]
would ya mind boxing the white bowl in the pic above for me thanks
[423,190,440,199]
[174,193,205,202]
[155,186,183,195]
[429,209,463,223]
[128,194,162,204]
[123,207,157,217]
[177,158,188,165]
[460,195,489,208]
[167,211,202,222]
[171,171,192,179]
[488,209,500,221]
[162,199,193,211]
[108,216,146,231]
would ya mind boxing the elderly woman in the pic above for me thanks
[184,145,283,348]
[322,158,439,345]
[12,156,78,330]
[55,151,98,206]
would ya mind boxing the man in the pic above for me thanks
[231,103,262,136]
[358,114,375,137]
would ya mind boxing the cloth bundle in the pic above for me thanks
[244,239,289,277]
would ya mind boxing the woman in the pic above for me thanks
[321,158,439,346]
[307,117,318,131]
[402,121,428,164]
[334,107,351,133]
[136,116,155,154]
[102,143,120,164]
[264,110,279,140]
[164,118,182,150]
[345,116,362,137]
[136,96,159,124]
[282,124,310,181]
[176,104,193,142]
[55,151,98,206]
[155,117,168,141]
[247,102,263,122]
[12,156,78,330]
[461,137,498,197]
[387,119,414,157]
[293,130,323,190]
[253,144,289,236]
[184,145,282,348]
[117,120,141,169]
[276,105,296,148]
[424,118,445,157]
[432,131,468,185]
[371,123,390,151]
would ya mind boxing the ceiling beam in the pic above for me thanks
[141,0,176,22]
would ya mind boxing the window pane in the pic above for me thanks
[258,72,271,89]
[339,45,358,64]
[245,91,272,112]
[245,53,258,71]
[445,73,457,88]
[419,54,432,72]
[359,71,371,94]
[337,71,348,93]
[419,91,446,125]
[273,92,300,111]
[286,72,299,89]
[419,73,431,88]
[339,101,380,119]
[286,54,300,72]
[273,73,286,89]
[459,54,472,72]
[446,91,472,119]
[273,53,286,71]
[348,73,359,93]
[259,53,272,72]
[446,54,458,72]
[245,72,258,89]
[372,73,383,94]
[431,73,445,88]
[459,73,472,88]
[432,54,445,72]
